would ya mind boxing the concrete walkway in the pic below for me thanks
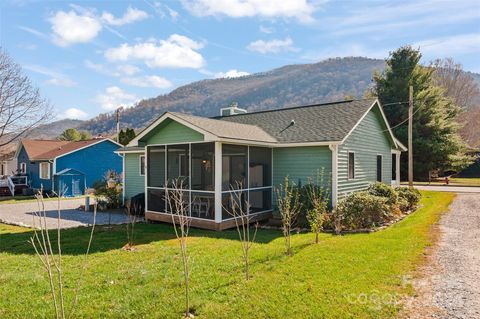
[0,198,140,229]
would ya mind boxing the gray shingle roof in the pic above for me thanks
[216,99,377,143]
[170,112,277,143]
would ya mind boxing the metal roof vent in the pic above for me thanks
[220,102,247,116]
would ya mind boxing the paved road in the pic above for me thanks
[404,193,480,318]
[414,185,480,193]
[0,198,139,229]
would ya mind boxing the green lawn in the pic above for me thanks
[0,191,454,318]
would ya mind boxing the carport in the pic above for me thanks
[53,168,86,197]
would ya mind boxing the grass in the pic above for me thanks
[0,191,454,318]
[0,195,89,204]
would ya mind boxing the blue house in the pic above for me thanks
[15,138,122,196]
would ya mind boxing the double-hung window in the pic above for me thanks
[348,152,355,179]
[39,162,50,179]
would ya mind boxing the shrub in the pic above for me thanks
[334,191,391,231]
[367,182,398,206]
[92,170,122,209]
[396,187,421,211]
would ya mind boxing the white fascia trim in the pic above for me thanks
[128,113,215,146]
[121,154,125,205]
[54,138,123,161]
[115,149,145,154]
[340,99,398,149]
[329,144,338,207]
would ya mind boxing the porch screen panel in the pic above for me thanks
[147,146,166,187]
[147,189,165,212]
[249,146,272,188]
[222,144,247,191]
[249,189,272,213]
[222,191,247,220]
[167,144,190,187]
[191,142,215,191]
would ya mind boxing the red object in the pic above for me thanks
[445,177,449,185]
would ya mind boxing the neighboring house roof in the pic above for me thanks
[0,151,16,161]
[18,138,119,160]
[55,168,85,176]
[126,98,400,149]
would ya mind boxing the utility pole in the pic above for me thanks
[408,85,413,188]
[116,107,121,143]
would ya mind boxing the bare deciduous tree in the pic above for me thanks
[305,170,330,244]
[0,49,52,147]
[431,58,480,110]
[224,182,258,280]
[30,190,96,319]
[123,200,139,250]
[275,176,301,256]
[166,178,193,318]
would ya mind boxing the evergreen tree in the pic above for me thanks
[79,131,92,140]
[58,128,81,141]
[373,46,471,180]
[118,128,136,145]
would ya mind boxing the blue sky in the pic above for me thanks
[1,0,479,121]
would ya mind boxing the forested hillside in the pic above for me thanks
[78,57,385,134]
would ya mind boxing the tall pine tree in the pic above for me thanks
[373,46,471,180]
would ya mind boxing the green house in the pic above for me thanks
[117,99,406,230]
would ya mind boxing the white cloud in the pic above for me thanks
[95,86,138,110]
[116,64,141,76]
[104,34,205,69]
[60,108,89,120]
[247,37,298,54]
[414,33,480,56]
[181,0,316,23]
[85,60,141,76]
[121,75,172,89]
[259,25,274,34]
[214,69,250,78]
[24,65,77,87]
[166,5,179,20]
[49,10,102,46]
[101,6,149,26]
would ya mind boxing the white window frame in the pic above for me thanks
[376,154,383,182]
[20,162,26,174]
[348,151,355,180]
[39,162,50,180]
[139,155,145,176]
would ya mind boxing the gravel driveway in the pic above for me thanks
[404,193,480,319]
[0,198,141,229]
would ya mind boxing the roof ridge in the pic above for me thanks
[213,98,377,119]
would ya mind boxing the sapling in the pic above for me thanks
[275,176,301,256]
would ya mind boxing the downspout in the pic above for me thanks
[49,159,55,194]
[328,144,338,207]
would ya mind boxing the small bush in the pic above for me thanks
[367,182,398,206]
[92,170,122,209]
[396,187,421,211]
[334,191,391,231]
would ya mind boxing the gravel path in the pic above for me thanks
[404,193,480,319]
[0,198,141,229]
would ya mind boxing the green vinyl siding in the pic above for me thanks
[337,107,393,200]
[273,146,332,191]
[124,153,145,199]
[142,119,204,145]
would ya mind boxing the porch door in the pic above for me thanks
[72,178,82,196]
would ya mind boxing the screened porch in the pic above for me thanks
[145,142,273,228]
